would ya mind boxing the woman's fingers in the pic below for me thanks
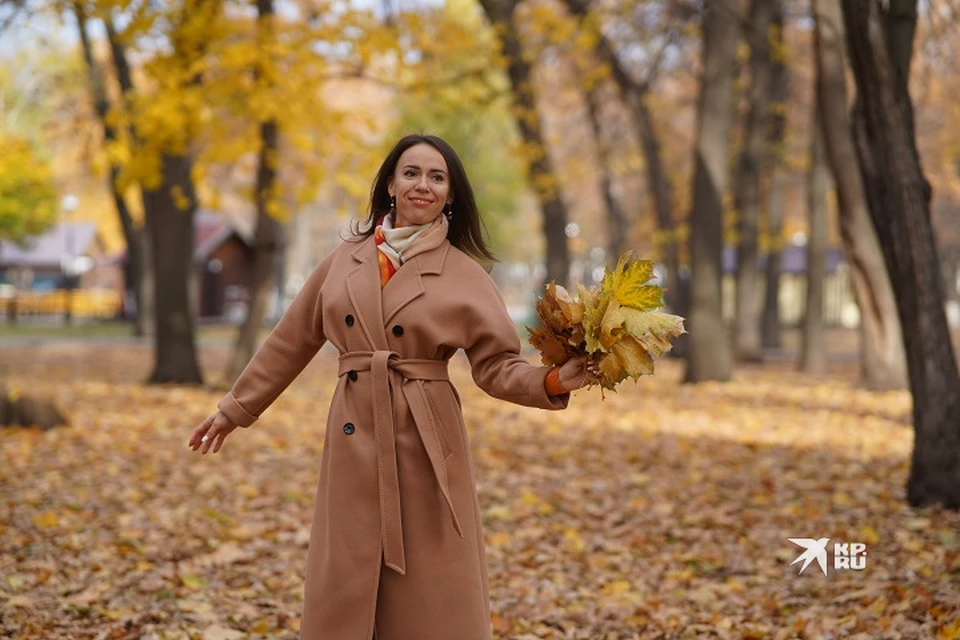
[201,421,220,454]
[188,415,214,450]
[213,429,228,454]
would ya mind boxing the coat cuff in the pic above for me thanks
[218,392,258,428]
[536,366,570,410]
[544,367,567,396]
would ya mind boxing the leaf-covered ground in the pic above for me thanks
[1,343,959,639]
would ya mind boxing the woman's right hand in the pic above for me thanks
[557,355,588,392]
[188,410,239,455]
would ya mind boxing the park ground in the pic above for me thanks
[1,332,959,639]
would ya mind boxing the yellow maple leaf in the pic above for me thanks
[610,335,655,378]
[33,511,59,528]
[582,285,610,353]
[602,579,633,596]
[622,308,686,359]
[598,298,627,351]
[600,254,662,310]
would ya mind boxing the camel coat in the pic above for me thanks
[217,233,570,640]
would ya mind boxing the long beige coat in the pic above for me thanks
[218,234,570,640]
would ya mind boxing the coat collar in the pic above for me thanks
[345,235,451,349]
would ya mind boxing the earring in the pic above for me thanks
[444,204,453,220]
[389,195,396,214]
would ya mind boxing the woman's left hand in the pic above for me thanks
[558,356,588,392]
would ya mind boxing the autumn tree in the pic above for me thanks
[760,6,787,349]
[559,0,682,305]
[224,0,284,386]
[799,111,828,374]
[477,0,571,286]
[684,0,740,383]
[71,0,153,337]
[841,0,960,507]
[0,133,56,242]
[385,1,525,256]
[733,0,779,362]
[79,0,219,384]
[581,80,630,265]
[812,0,906,390]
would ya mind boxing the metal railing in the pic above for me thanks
[0,289,123,320]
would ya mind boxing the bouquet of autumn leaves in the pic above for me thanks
[527,254,686,393]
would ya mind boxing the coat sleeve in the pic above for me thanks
[463,269,570,411]
[217,249,335,427]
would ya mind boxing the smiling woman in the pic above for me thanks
[188,134,588,640]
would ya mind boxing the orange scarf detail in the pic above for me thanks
[374,223,397,287]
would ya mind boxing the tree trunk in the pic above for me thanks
[734,0,777,362]
[813,0,906,390]
[582,81,629,264]
[800,114,829,374]
[761,12,788,351]
[143,154,203,384]
[227,0,282,385]
[477,0,570,286]
[761,171,785,349]
[74,3,151,336]
[841,0,960,508]
[683,0,740,383]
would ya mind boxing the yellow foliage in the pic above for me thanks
[528,253,685,392]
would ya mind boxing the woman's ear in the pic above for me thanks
[387,180,395,197]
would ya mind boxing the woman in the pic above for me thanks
[188,134,586,640]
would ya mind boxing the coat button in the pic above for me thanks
[348,370,358,382]
[392,324,404,337]
[345,314,355,326]
[343,422,355,435]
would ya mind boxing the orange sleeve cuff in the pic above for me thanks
[544,367,566,396]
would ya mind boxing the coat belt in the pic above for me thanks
[337,350,465,575]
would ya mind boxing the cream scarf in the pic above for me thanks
[376,212,449,270]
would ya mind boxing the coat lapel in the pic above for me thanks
[383,240,450,326]
[345,237,390,351]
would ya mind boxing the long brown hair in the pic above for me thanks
[350,134,496,263]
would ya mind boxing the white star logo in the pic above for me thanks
[788,538,831,576]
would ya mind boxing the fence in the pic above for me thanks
[0,289,123,321]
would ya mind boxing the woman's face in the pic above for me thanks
[387,143,453,227]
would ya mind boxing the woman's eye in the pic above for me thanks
[404,170,417,177]
[432,174,444,182]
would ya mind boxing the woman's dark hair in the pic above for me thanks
[350,134,496,263]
